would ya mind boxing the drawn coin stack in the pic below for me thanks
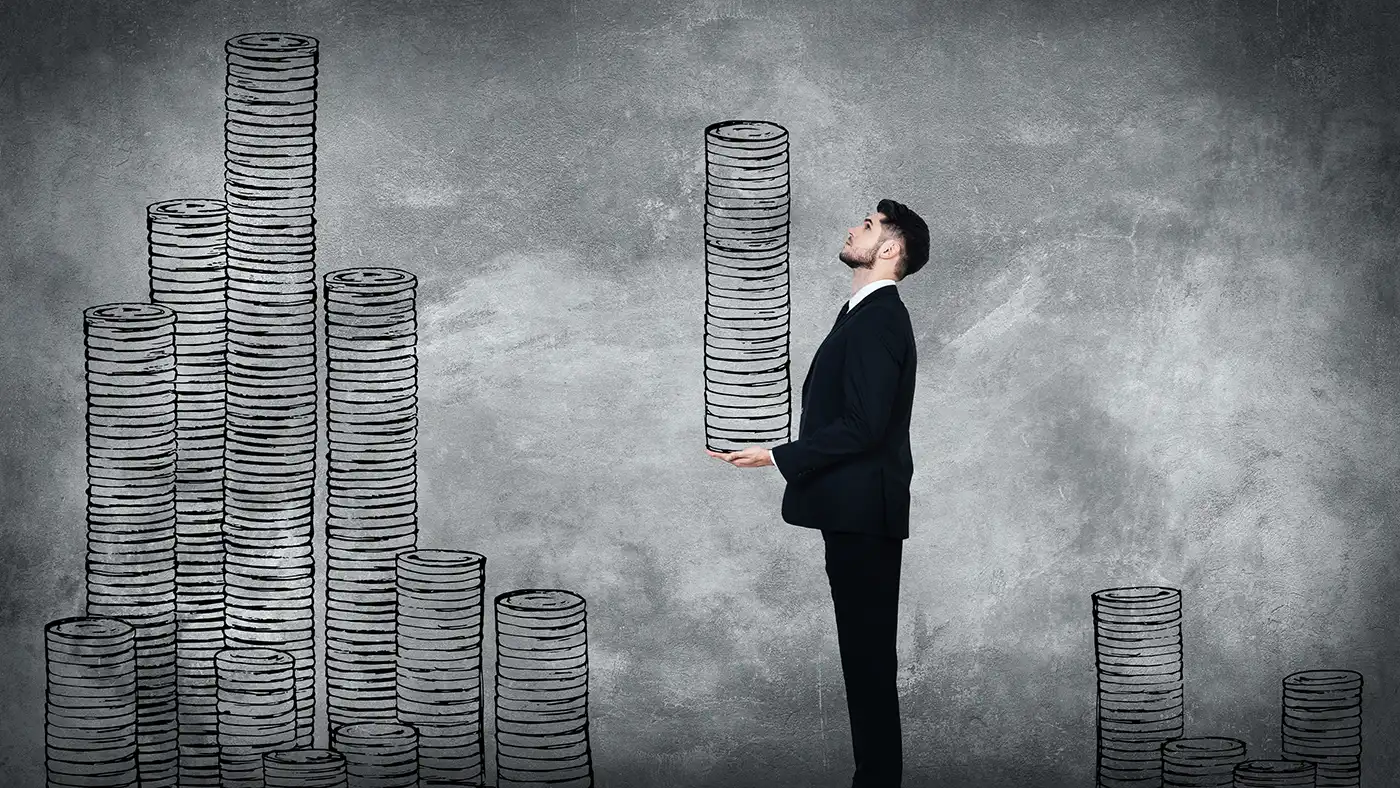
[148,197,229,786]
[45,29,598,788]
[702,120,792,453]
[1092,586,1367,788]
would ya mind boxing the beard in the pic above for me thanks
[838,242,876,270]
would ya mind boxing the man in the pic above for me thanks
[707,199,927,788]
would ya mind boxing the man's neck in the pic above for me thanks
[850,268,896,296]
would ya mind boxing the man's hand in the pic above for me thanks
[706,446,774,468]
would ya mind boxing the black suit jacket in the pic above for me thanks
[770,284,917,539]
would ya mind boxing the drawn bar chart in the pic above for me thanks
[1282,669,1362,787]
[324,268,419,729]
[397,549,487,787]
[222,31,320,746]
[1091,586,1184,788]
[495,589,593,788]
[703,120,791,452]
[44,616,141,788]
[147,197,228,787]
[84,303,180,788]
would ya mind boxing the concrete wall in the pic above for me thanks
[2,0,1396,785]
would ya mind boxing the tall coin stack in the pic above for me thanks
[147,197,229,787]
[44,617,140,788]
[495,589,594,788]
[215,647,298,787]
[1233,760,1318,788]
[1091,586,1184,788]
[323,268,419,728]
[702,120,791,453]
[84,303,180,788]
[222,31,321,747]
[1281,669,1362,787]
[1161,737,1247,788]
[264,749,350,788]
[396,550,488,787]
[330,722,420,788]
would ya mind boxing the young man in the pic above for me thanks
[708,199,928,788]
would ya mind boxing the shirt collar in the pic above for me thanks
[848,278,897,310]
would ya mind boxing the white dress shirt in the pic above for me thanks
[769,278,898,471]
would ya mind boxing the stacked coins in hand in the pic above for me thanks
[147,197,228,787]
[44,616,140,788]
[264,749,349,788]
[702,120,791,453]
[331,722,420,788]
[495,589,593,788]
[1091,586,1184,788]
[323,268,419,728]
[1282,669,1362,787]
[1162,737,1248,788]
[223,31,320,747]
[215,647,298,787]
[1233,760,1317,787]
[84,303,180,788]
[397,550,487,786]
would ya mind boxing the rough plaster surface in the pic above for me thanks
[1,0,1397,785]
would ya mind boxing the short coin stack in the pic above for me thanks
[702,120,791,453]
[1233,760,1318,787]
[331,722,420,788]
[84,303,180,788]
[215,647,298,788]
[324,268,419,729]
[1091,586,1184,788]
[1162,737,1248,788]
[396,549,488,786]
[495,589,594,788]
[264,749,350,788]
[223,31,321,746]
[147,197,229,787]
[1281,669,1362,787]
[44,616,141,788]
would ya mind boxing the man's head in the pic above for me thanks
[838,199,930,281]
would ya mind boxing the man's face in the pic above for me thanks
[838,212,887,269]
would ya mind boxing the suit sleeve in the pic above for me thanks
[769,315,905,482]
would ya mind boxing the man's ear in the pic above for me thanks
[880,238,902,261]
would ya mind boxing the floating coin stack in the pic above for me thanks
[1161,737,1247,788]
[1281,669,1362,787]
[215,647,298,787]
[397,550,488,787]
[44,617,141,788]
[330,722,420,788]
[147,198,229,786]
[1233,760,1317,787]
[702,120,791,453]
[84,303,181,788]
[222,31,321,747]
[324,268,420,729]
[1091,586,1184,788]
[495,589,594,788]
[264,749,350,788]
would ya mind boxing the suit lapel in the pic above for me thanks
[800,285,898,399]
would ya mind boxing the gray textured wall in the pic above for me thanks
[2,0,1397,785]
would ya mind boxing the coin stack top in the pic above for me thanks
[264,748,349,788]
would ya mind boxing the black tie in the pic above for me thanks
[833,301,849,328]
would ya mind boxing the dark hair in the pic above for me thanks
[876,198,929,280]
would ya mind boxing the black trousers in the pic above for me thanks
[822,530,904,788]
